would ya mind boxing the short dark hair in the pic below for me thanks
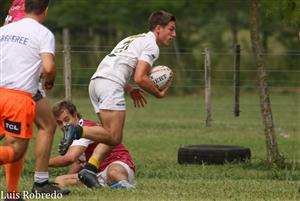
[52,100,82,120]
[25,0,50,15]
[148,10,176,31]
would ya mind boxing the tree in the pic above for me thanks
[0,1,13,24]
[249,0,284,165]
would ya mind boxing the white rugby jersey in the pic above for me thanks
[0,18,55,94]
[91,31,159,86]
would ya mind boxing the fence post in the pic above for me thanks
[204,48,212,127]
[63,27,72,101]
[233,44,240,117]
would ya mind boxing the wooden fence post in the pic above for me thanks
[204,48,212,127]
[233,44,240,116]
[63,27,72,101]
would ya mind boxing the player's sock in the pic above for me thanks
[4,156,24,192]
[0,146,14,164]
[34,172,49,184]
[84,159,99,173]
[88,157,100,169]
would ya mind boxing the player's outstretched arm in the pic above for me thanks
[49,146,86,167]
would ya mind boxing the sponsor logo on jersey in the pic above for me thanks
[4,119,21,134]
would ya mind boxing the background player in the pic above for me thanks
[50,100,135,189]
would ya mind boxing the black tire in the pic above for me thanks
[178,144,251,165]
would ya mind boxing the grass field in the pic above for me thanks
[1,92,299,201]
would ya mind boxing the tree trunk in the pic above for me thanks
[249,0,284,165]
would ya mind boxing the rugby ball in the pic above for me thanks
[149,65,173,90]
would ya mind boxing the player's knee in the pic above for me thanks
[109,138,122,146]
[8,140,28,162]
[107,164,128,184]
[110,138,121,146]
[109,133,123,146]
[12,150,26,162]
[36,118,57,135]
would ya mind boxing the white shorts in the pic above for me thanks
[97,161,135,185]
[89,78,126,112]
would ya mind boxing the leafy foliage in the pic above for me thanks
[1,0,298,94]
[263,0,300,26]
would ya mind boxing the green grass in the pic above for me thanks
[1,93,300,201]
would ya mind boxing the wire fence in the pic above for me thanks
[49,45,299,129]
[51,45,300,92]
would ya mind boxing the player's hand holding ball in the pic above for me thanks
[149,65,173,96]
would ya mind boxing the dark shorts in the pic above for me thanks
[32,90,44,102]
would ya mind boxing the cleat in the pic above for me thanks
[59,124,83,155]
[78,169,102,188]
[110,180,135,189]
[31,181,70,195]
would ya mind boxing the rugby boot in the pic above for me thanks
[78,164,101,188]
[59,124,83,155]
[31,180,70,195]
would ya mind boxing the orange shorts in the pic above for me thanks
[0,87,36,139]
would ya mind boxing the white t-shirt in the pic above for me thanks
[91,31,159,86]
[71,138,94,147]
[0,18,55,95]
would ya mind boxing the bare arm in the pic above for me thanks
[49,146,86,167]
[40,53,56,90]
[67,161,83,174]
[134,60,170,98]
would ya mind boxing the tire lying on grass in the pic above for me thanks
[178,144,251,165]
